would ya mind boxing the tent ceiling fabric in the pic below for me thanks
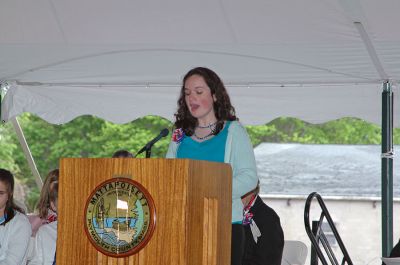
[1,0,399,125]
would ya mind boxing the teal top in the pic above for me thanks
[177,121,231,162]
[167,120,259,223]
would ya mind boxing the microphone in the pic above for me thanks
[135,128,169,158]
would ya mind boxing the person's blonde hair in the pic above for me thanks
[36,169,59,218]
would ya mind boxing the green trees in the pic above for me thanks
[0,124,19,173]
[0,114,398,211]
[246,117,385,146]
[10,114,172,179]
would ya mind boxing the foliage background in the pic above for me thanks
[1,114,399,212]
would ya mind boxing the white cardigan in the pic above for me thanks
[29,221,57,265]
[0,211,32,265]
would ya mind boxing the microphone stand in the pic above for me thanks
[134,144,153,158]
[145,148,151,158]
[134,128,169,158]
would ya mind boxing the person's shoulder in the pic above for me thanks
[228,120,247,134]
[49,220,58,229]
[36,220,57,237]
[9,211,32,234]
[28,214,47,236]
[228,120,243,128]
[14,211,30,223]
[254,197,281,220]
[40,220,57,230]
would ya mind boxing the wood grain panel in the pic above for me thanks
[202,197,209,264]
[187,160,232,265]
[202,197,219,265]
[58,158,231,264]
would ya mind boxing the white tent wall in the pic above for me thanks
[2,82,396,126]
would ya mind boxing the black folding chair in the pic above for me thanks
[304,192,353,265]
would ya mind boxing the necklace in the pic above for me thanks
[196,121,217,129]
[193,131,214,140]
[193,126,216,140]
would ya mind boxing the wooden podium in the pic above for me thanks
[58,158,232,265]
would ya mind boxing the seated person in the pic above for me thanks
[241,183,284,265]
[0,168,32,265]
[29,169,59,236]
[30,182,58,265]
[112,149,134,158]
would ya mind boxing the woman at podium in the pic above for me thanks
[166,67,259,265]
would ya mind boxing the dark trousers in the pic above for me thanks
[231,224,245,265]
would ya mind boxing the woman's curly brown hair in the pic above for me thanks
[174,67,237,136]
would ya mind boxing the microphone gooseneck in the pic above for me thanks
[135,128,170,158]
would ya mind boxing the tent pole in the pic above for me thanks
[10,117,43,188]
[381,81,393,257]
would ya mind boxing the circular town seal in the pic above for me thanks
[84,178,156,257]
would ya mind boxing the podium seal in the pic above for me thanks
[84,178,156,257]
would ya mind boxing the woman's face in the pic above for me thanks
[184,75,216,122]
[0,181,9,216]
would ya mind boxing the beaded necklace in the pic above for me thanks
[193,123,216,140]
[193,131,214,140]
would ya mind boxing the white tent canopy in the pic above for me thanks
[0,0,398,255]
[1,0,399,125]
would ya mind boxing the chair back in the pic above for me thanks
[304,192,353,265]
[281,240,308,265]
